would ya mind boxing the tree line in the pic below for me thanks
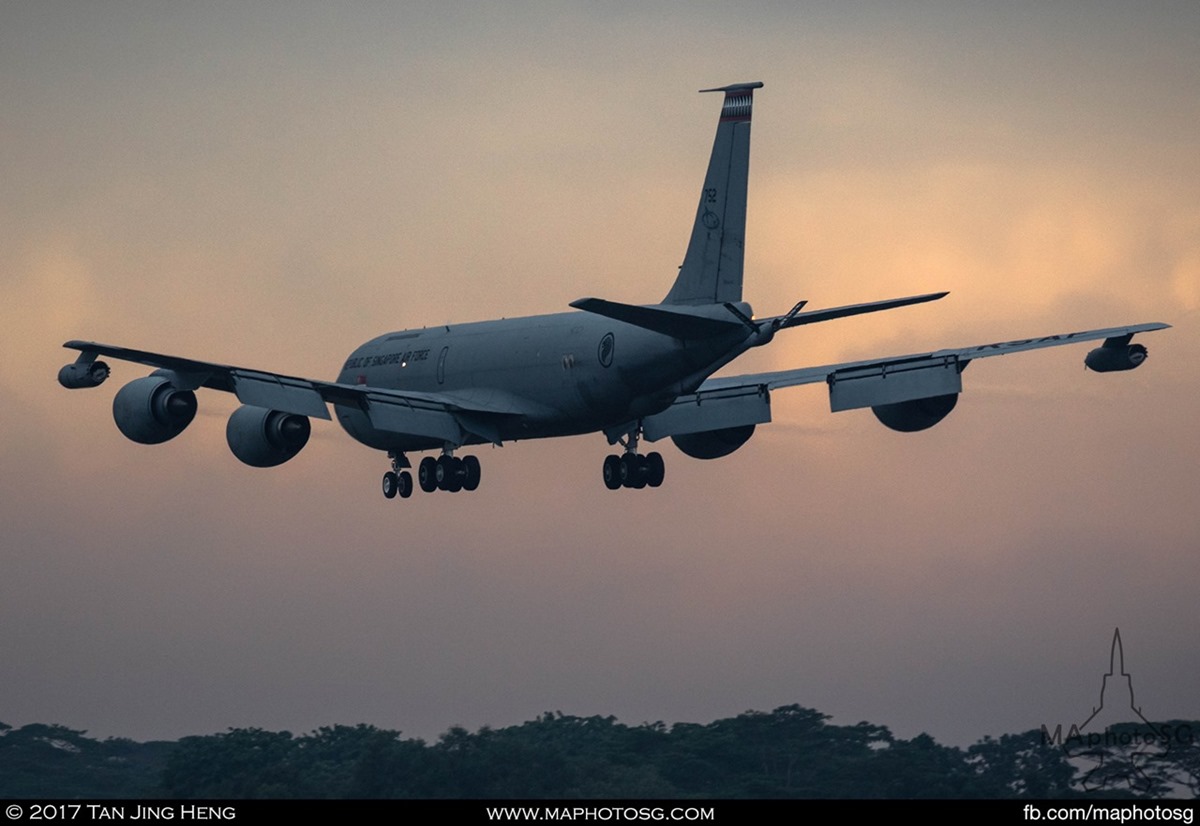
[1,707,1196,798]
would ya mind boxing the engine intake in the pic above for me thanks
[671,424,755,459]
[112,376,198,444]
[226,405,311,468]
[872,393,958,433]
[58,360,110,389]
[1085,343,1148,372]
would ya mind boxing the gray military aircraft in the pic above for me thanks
[59,82,1169,499]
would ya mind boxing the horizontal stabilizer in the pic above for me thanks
[570,298,745,339]
[773,292,948,329]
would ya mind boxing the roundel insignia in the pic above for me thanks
[702,209,720,230]
[597,332,615,368]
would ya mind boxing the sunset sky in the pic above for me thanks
[3,2,1197,747]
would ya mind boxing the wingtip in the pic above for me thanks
[907,291,949,305]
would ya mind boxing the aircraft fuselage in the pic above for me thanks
[334,307,753,452]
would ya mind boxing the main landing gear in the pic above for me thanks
[601,427,664,490]
[418,453,481,493]
[602,451,664,490]
[381,450,481,499]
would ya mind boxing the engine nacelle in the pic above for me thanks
[112,376,198,444]
[1085,343,1148,372]
[58,360,110,389]
[871,393,958,433]
[671,424,755,460]
[226,405,311,468]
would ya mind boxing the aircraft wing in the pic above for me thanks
[701,321,1171,394]
[642,322,1170,441]
[61,340,518,445]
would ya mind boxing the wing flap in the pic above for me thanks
[232,371,332,420]
[643,383,771,441]
[363,393,465,444]
[828,356,962,412]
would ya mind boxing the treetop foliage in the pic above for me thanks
[3,706,1196,799]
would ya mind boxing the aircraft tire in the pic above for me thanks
[419,457,438,492]
[447,457,464,493]
[629,461,647,489]
[382,471,398,499]
[603,455,622,490]
[398,471,413,499]
[645,452,665,487]
[620,453,646,489]
[618,453,634,487]
[462,456,481,491]
[439,455,464,492]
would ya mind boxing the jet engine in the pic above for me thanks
[871,393,958,433]
[671,424,756,459]
[1085,343,1148,372]
[226,405,311,467]
[58,360,110,389]
[112,375,198,444]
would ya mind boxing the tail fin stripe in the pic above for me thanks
[720,93,753,122]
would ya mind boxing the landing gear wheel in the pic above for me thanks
[602,454,622,490]
[645,452,665,488]
[398,471,413,499]
[437,455,464,492]
[630,457,648,489]
[382,471,398,499]
[620,453,646,489]
[418,456,438,492]
[447,457,464,493]
[462,455,481,491]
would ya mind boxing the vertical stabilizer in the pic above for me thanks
[663,82,761,306]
